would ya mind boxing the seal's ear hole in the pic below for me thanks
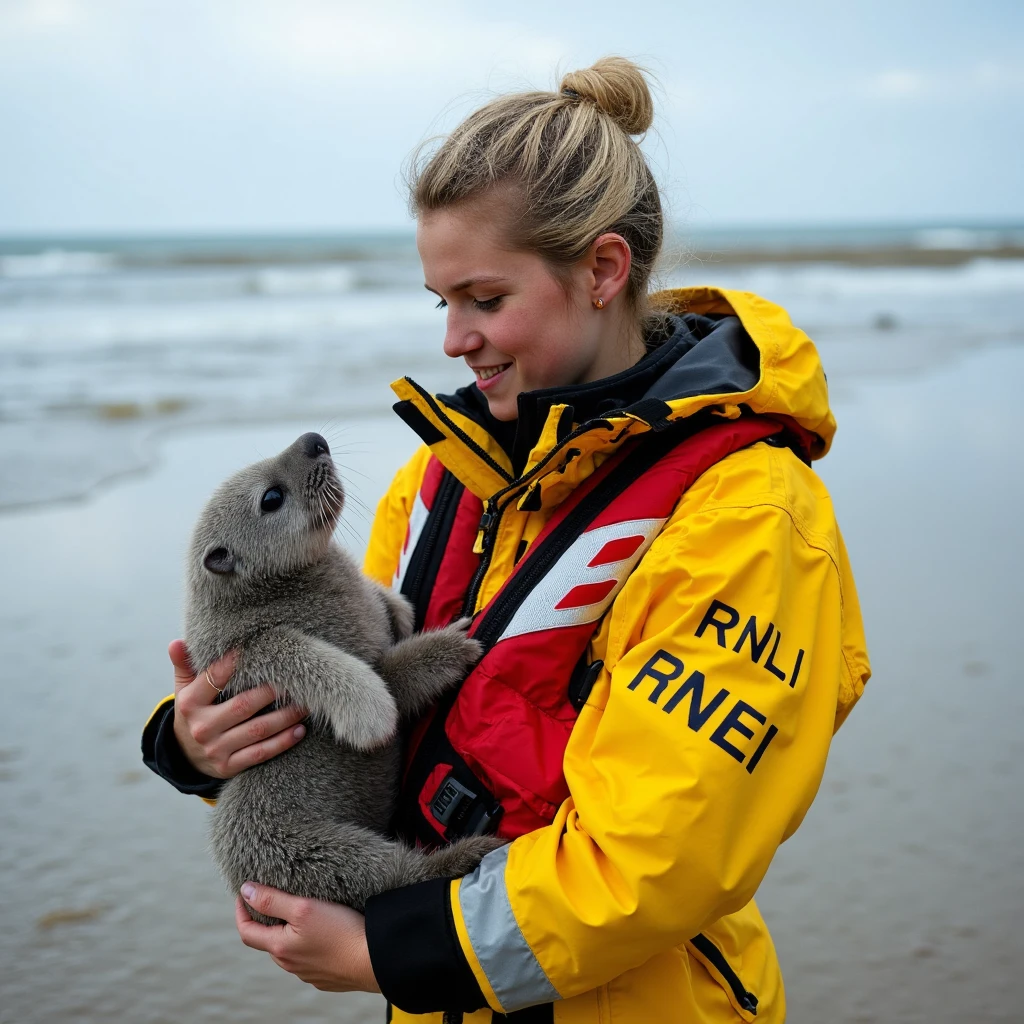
[204,547,236,575]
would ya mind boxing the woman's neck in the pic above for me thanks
[580,312,646,384]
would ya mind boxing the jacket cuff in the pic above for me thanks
[365,876,487,1015]
[141,699,225,799]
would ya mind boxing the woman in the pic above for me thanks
[144,57,870,1023]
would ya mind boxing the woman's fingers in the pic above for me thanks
[186,650,238,708]
[169,640,195,695]
[210,681,277,725]
[234,888,379,993]
[235,896,287,954]
[224,718,307,775]
[237,884,306,941]
[168,641,306,778]
[183,685,302,773]
[219,700,307,750]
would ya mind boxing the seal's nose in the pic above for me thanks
[299,432,331,458]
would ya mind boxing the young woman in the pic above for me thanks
[144,57,870,1023]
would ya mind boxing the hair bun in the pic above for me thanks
[559,56,654,136]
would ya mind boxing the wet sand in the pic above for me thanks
[1,345,1022,1022]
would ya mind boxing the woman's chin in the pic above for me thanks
[483,394,518,422]
[477,379,519,422]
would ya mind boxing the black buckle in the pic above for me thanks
[429,772,503,837]
[431,776,476,825]
[568,658,604,711]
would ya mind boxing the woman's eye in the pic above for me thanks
[261,487,284,512]
[433,296,502,311]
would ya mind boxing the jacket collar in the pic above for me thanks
[390,286,833,507]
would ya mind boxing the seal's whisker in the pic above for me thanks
[341,485,373,511]
[343,495,372,519]
[337,463,373,483]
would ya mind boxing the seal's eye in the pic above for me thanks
[261,487,284,513]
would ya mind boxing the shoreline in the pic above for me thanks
[673,244,1024,267]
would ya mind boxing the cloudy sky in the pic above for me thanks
[1,0,1021,234]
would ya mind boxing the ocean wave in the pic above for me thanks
[0,249,117,278]
[249,264,356,295]
[913,228,1009,251]
[0,290,439,349]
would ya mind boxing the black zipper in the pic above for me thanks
[690,933,759,1015]
[460,497,505,617]
[400,469,462,630]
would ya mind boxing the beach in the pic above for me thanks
[1,231,1022,1022]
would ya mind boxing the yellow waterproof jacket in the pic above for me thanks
[361,288,870,1024]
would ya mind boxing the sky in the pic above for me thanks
[0,0,1021,235]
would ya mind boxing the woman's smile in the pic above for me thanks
[472,362,512,388]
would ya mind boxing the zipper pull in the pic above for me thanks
[472,503,499,555]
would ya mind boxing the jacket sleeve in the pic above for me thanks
[140,696,224,799]
[362,444,434,587]
[366,499,868,1014]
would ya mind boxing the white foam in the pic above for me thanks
[914,228,1005,251]
[0,249,116,278]
[251,264,356,295]
[0,290,437,349]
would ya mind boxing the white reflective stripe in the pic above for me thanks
[458,844,561,1011]
[498,517,667,642]
[392,490,430,590]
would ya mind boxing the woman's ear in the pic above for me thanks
[586,232,632,307]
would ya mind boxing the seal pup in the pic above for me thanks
[185,432,501,923]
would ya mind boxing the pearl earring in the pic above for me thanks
[593,297,605,309]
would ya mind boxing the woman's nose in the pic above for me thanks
[443,319,484,359]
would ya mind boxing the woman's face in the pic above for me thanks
[417,203,632,422]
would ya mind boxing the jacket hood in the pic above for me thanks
[646,287,835,455]
[391,288,836,503]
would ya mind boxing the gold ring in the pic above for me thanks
[205,668,224,694]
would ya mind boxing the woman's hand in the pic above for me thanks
[235,883,380,993]
[169,640,308,779]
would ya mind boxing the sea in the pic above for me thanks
[1,224,1022,1023]
[2,223,1023,510]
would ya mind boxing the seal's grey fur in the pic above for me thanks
[185,432,501,923]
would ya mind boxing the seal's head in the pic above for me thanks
[188,432,344,595]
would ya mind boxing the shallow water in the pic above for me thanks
[1,239,1023,1021]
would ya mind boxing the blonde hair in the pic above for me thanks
[410,57,663,318]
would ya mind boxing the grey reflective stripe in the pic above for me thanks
[458,844,561,1011]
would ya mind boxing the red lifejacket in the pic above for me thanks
[391,415,805,847]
